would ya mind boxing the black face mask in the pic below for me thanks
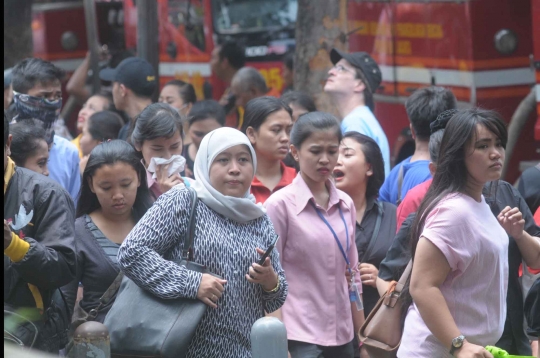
[13,91,62,143]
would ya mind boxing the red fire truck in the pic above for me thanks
[32,0,539,182]
[346,0,539,182]
[31,0,295,99]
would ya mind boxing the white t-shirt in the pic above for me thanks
[398,193,508,357]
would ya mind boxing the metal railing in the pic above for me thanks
[6,316,288,358]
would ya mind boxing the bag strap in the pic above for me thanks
[394,260,413,294]
[396,164,405,205]
[181,186,199,261]
[87,270,125,319]
[360,201,383,262]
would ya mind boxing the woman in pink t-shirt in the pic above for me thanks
[400,109,530,358]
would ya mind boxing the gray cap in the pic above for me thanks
[4,68,13,89]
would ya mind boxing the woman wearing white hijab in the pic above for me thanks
[118,127,288,358]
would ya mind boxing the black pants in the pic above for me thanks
[496,316,532,355]
[288,339,355,358]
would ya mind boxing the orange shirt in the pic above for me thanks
[266,87,281,98]
[251,162,297,204]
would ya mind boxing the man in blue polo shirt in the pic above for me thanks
[11,58,81,205]
[324,48,390,177]
[378,86,457,205]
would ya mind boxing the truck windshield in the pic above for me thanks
[211,0,297,34]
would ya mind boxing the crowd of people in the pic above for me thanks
[3,41,540,358]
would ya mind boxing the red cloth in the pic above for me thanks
[395,178,432,232]
[266,87,281,98]
[251,162,297,204]
[520,207,540,276]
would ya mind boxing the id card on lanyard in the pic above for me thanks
[309,200,363,311]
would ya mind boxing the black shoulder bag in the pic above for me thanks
[104,187,219,358]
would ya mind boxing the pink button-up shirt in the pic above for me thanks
[265,174,362,346]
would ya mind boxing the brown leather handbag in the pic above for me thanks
[358,260,412,358]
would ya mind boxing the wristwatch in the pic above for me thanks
[449,335,465,356]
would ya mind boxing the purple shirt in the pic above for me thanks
[265,174,362,346]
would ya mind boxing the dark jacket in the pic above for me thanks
[524,278,540,337]
[4,167,77,310]
[378,180,540,355]
[356,198,396,315]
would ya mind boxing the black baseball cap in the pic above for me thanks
[99,57,157,97]
[330,48,382,94]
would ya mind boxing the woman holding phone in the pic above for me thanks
[118,127,288,357]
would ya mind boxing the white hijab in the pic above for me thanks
[191,127,265,223]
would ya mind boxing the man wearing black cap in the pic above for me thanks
[324,49,390,177]
[99,57,157,141]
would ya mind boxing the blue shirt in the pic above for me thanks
[48,135,81,205]
[341,106,390,177]
[378,156,432,205]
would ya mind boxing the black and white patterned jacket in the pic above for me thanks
[117,186,288,358]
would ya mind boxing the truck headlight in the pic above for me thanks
[494,29,518,55]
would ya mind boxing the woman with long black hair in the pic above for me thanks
[62,140,152,322]
[333,132,396,309]
[399,109,532,357]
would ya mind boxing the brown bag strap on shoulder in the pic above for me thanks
[383,260,412,308]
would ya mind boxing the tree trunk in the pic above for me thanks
[4,0,34,69]
[294,0,348,114]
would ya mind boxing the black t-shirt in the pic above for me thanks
[355,198,396,315]
[524,277,540,337]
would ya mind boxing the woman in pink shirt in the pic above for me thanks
[400,109,527,358]
[265,112,364,358]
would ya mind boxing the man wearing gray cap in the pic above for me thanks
[324,49,390,177]
[4,68,13,110]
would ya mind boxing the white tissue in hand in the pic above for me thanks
[147,155,186,179]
